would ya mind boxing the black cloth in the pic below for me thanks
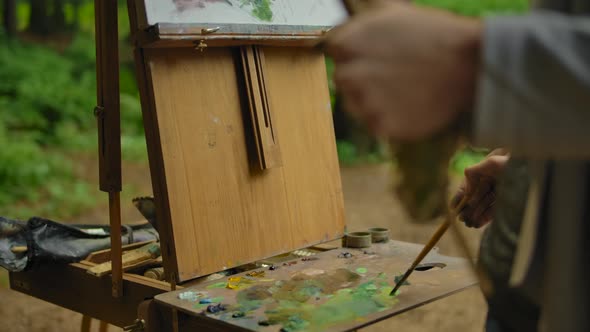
[0,216,159,272]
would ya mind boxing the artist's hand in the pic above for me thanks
[451,149,509,228]
[325,3,482,141]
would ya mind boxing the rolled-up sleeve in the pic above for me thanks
[474,10,590,159]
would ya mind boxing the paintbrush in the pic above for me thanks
[389,195,469,295]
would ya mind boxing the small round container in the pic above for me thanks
[144,267,165,280]
[369,227,390,243]
[344,232,372,248]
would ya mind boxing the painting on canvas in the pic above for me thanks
[142,0,347,27]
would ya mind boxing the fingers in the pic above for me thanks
[456,151,508,228]
[450,185,466,211]
[487,148,509,157]
[460,186,495,228]
[457,175,495,228]
[472,189,495,224]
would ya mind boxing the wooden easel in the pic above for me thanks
[9,1,477,331]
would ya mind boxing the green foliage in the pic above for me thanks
[0,37,95,138]
[415,0,529,16]
[337,140,383,166]
[325,58,336,109]
[0,27,145,219]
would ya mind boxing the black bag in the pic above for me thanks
[0,216,159,272]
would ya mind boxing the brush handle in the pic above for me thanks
[390,195,469,295]
[390,221,450,295]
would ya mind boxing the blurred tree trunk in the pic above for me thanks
[28,0,70,35]
[71,0,81,28]
[28,0,51,35]
[2,0,17,36]
[52,0,66,31]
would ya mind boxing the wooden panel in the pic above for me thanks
[9,264,168,328]
[155,241,478,332]
[262,47,345,246]
[143,47,344,282]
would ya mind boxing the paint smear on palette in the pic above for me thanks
[193,296,225,310]
[394,274,411,286]
[224,268,398,331]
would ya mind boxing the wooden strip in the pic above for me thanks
[86,240,156,264]
[10,246,27,254]
[109,192,123,297]
[243,46,268,168]
[95,0,121,192]
[88,243,161,277]
[241,46,282,169]
[137,34,326,49]
[81,315,92,332]
[239,47,265,169]
[253,47,281,166]
[95,0,123,298]
[127,0,139,44]
[133,46,180,284]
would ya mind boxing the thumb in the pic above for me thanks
[465,155,509,179]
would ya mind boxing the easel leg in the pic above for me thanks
[81,315,92,332]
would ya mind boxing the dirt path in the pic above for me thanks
[0,164,486,332]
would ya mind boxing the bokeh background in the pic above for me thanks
[0,1,527,331]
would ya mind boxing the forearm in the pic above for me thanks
[474,10,590,159]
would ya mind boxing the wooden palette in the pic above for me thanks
[136,46,345,282]
[155,240,478,331]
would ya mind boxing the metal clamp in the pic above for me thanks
[93,106,105,118]
[195,40,208,52]
[123,319,145,332]
[201,26,220,35]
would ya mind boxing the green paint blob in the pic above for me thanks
[278,315,309,332]
[207,282,227,289]
[356,267,368,274]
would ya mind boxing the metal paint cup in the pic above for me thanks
[369,227,390,243]
[344,232,372,248]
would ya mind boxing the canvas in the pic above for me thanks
[141,0,347,27]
